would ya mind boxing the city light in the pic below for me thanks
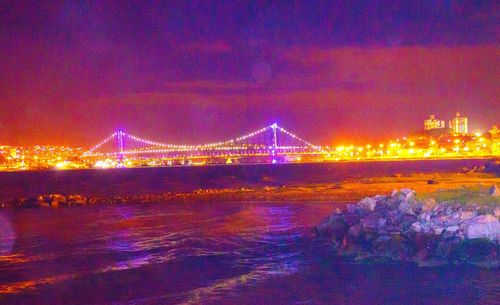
[1,118,499,171]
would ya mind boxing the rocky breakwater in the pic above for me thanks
[315,188,500,267]
[0,188,255,208]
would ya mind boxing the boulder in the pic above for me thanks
[441,227,458,240]
[460,215,500,241]
[435,238,460,259]
[361,213,381,230]
[67,195,86,205]
[445,225,459,233]
[432,226,444,235]
[399,214,418,233]
[50,194,65,201]
[358,197,377,211]
[398,200,413,214]
[315,189,500,267]
[315,217,348,241]
[422,199,436,212]
[432,202,450,215]
[413,248,429,265]
[374,195,388,201]
[403,189,416,202]
[346,204,358,214]
[377,217,387,228]
[50,194,66,207]
[489,184,499,197]
[348,223,363,238]
[460,210,477,222]
[344,213,360,227]
[387,209,403,225]
[314,219,331,237]
[419,211,431,223]
[411,222,423,233]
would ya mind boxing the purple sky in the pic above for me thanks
[0,1,498,147]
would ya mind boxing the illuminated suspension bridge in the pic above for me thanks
[82,123,329,164]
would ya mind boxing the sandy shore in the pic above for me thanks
[185,172,500,204]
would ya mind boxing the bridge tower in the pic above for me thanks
[116,129,125,166]
[270,123,278,163]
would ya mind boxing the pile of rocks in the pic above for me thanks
[1,194,89,208]
[315,188,500,267]
[0,188,251,208]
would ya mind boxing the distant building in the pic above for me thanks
[449,112,468,134]
[489,125,499,138]
[424,115,445,131]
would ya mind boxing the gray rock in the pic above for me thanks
[419,211,431,223]
[400,188,414,196]
[411,222,423,232]
[374,195,388,201]
[362,213,381,230]
[432,226,444,235]
[387,210,403,225]
[446,225,459,233]
[348,223,363,237]
[433,202,446,214]
[377,217,387,228]
[358,197,377,211]
[413,248,429,264]
[344,213,360,227]
[317,189,500,266]
[422,198,436,212]
[460,215,500,241]
[347,204,358,214]
[488,184,499,197]
[399,214,418,232]
[460,210,477,222]
[398,200,413,214]
[404,190,416,202]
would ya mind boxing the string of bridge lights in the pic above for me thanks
[124,125,270,150]
[84,132,118,155]
[84,123,326,155]
[277,127,323,150]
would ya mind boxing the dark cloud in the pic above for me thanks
[0,1,498,146]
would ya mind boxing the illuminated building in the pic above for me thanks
[424,115,445,130]
[1,122,499,171]
[449,112,468,134]
[489,125,499,138]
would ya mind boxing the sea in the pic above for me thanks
[0,159,498,305]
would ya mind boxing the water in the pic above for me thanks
[1,160,499,304]
[0,159,491,200]
[1,202,499,305]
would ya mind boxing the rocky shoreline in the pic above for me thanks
[315,186,500,268]
[1,172,499,209]
[0,189,255,209]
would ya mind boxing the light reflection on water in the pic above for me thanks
[0,202,498,305]
[0,213,15,255]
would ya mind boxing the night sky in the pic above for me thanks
[0,1,498,147]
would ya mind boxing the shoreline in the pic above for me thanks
[1,156,497,173]
[315,184,500,268]
[2,172,499,209]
